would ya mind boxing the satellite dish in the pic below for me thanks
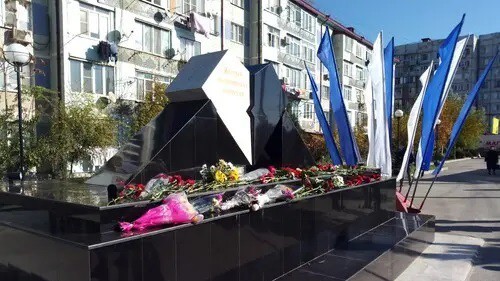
[165,48,176,59]
[154,12,165,23]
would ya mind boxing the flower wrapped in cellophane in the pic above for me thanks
[119,192,203,232]
[252,185,295,211]
[200,159,240,183]
[219,187,261,211]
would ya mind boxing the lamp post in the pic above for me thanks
[3,43,32,181]
[394,109,404,149]
[434,119,442,165]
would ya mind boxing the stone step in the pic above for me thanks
[395,233,484,281]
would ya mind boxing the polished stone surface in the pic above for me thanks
[277,212,435,281]
[0,180,398,281]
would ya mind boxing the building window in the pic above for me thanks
[70,60,114,94]
[266,25,280,47]
[135,21,171,55]
[0,62,25,91]
[355,44,363,58]
[182,0,198,13]
[290,102,300,118]
[421,53,429,61]
[321,85,329,99]
[230,0,244,8]
[79,3,110,40]
[136,71,172,100]
[356,89,363,102]
[343,85,352,101]
[287,3,301,27]
[303,102,313,120]
[179,38,201,61]
[355,66,364,81]
[143,0,163,5]
[302,45,314,62]
[343,62,353,77]
[265,0,280,13]
[231,23,244,44]
[345,37,353,53]
[286,35,301,58]
[285,65,301,88]
[265,60,280,76]
[302,12,314,33]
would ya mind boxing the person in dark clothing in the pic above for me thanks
[485,147,499,175]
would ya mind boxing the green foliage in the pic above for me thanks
[0,86,117,178]
[130,83,169,134]
[39,100,117,178]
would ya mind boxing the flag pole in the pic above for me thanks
[418,172,439,210]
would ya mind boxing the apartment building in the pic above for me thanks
[394,35,478,111]
[395,33,500,130]
[21,0,371,172]
[0,0,34,118]
[248,0,372,132]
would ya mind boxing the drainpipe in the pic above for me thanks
[220,0,224,51]
[55,0,63,102]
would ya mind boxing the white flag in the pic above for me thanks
[367,33,392,177]
[364,75,375,166]
[414,37,467,178]
[397,62,433,182]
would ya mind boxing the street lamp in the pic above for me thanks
[394,109,404,149]
[3,43,32,181]
[434,119,442,165]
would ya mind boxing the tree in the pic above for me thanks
[0,86,52,175]
[130,82,169,134]
[40,100,117,178]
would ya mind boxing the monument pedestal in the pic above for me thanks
[0,179,434,281]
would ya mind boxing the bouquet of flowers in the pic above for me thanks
[200,159,240,183]
[219,187,260,211]
[252,184,295,211]
[119,192,203,232]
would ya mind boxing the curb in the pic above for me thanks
[446,157,473,163]
[423,167,448,175]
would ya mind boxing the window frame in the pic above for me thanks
[231,23,244,44]
[69,59,114,95]
[303,102,314,120]
[79,4,111,40]
[179,37,201,62]
[343,85,353,101]
[230,0,244,8]
[266,25,280,48]
[135,20,172,56]
[135,71,172,101]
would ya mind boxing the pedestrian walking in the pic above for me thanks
[485,146,499,175]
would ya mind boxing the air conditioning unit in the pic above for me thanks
[11,28,33,44]
[4,12,16,27]
[281,77,288,84]
[281,37,290,46]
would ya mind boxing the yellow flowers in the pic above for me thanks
[229,169,239,181]
[201,159,240,183]
[215,170,227,183]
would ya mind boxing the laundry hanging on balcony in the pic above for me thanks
[98,41,118,63]
[190,12,210,37]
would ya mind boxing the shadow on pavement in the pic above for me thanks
[419,169,498,184]
[433,219,500,275]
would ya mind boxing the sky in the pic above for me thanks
[314,0,500,45]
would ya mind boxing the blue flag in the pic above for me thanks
[384,37,395,146]
[317,27,359,166]
[434,52,497,175]
[305,64,343,165]
[419,15,465,172]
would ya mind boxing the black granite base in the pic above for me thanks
[275,212,435,281]
[0,179,430,281]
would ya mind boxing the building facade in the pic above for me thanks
[394,36,478,110]
[248,0,372,132]
[395,34,500,130]
[0,0,34,118]
[21,0,371,172]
